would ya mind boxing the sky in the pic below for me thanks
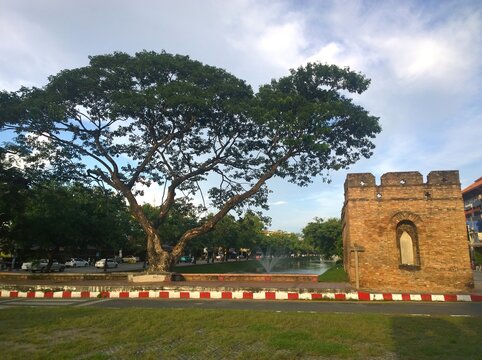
[1,0,481,233]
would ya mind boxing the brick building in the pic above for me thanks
[342,171,473,293]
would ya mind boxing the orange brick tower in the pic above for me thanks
[342,171,473,293]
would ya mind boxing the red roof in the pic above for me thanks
[462,177,482,195]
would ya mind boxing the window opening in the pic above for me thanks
[396,220,420,269]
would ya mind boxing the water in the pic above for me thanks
[258,255,283,273]
[258,256,332,275]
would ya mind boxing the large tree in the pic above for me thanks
[0,51,380,272]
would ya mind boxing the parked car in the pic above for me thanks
[65,258,89,267]
[94,258,118,269]
[122,255,139,264]
[21,261,32,271]
[179,256,192,263]
[22,259,65,272]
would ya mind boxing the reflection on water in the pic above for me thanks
[264,258,332,275]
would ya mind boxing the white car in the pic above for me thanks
[95,258,118,269]
[21,261,32,271]
[65,258,89,267]
[21,259,65,272]
[122,255,139,263]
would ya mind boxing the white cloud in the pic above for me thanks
[0,6,74,90]
[270,200,287,206]
[1,0,481,232]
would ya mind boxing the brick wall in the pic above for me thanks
[342,171,473,293]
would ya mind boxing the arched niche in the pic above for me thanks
[396,220,421,270]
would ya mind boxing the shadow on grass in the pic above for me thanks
[391,315,482,359]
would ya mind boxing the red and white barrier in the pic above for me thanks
[1,289,481,302]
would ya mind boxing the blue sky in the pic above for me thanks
[1,0,481,233]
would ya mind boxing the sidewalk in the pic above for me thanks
[0,272,351,292]
[0,271,481,302]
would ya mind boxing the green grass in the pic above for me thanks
[0,307,480,359]
[474,247,482,265]
[318,263,349,282]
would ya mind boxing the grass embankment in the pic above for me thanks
[317,263,349,282]
[0,307,480,359]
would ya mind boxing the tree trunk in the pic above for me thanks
[145,233,176,273]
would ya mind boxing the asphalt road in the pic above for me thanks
[41,259,210,273]
[1,297,481,316]
[61,262,145,273]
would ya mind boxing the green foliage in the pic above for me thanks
[199,214,239,249]
[236,211,267,249]
[195,211,268,254]
[140,200,199,247]
[473,248,482,265]
[0,151,29,251]
[302,217,342,258]
[8,182,133,258]
[258,231,307,255]
[0,51,380,270]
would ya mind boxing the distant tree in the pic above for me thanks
[130,200,200,259]
[9,182,133,269]
[197,214,239,261]
[236,211,267,251]
[194,211,269,259]
[0,151,29,254]
[0,51,380,272]
[302,217,342,259]
[257,231,302,255]
[139,200,200,247]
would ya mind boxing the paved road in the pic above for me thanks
[61,262,145,273]
[1,297,481,316]
[9,259,223,273]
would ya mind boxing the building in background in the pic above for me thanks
[462,177,482,268]
[463,177,482,242]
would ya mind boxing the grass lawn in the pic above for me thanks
[0,307,480,359]
[318,263,349,282]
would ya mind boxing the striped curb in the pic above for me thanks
[1,289,481,302]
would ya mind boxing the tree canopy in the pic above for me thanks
[195,211,268,260]
[302,217,342,259]
[0,51,380,272]
[3,179,133,265]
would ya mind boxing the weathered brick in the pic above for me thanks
[342,170,473,293]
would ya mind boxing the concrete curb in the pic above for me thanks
[1,289,481,302]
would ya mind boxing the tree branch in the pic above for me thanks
[172,149,296,256]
